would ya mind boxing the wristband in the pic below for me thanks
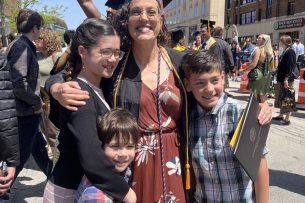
[65,50,71,55]
[284,81,288,83]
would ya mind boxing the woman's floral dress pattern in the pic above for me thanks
[131,57,186,203]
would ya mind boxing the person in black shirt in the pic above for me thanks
[230,41,241,81]
[43,18,136,203]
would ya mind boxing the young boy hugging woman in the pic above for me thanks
[74,108,141,202]
[181,50,270,203]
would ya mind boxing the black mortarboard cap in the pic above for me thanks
[192,31,201,37]
[168,26,188,34]
[200,19,216,29]
[200,19,216,37]
[105,0,171,10]
[105,0,126,10]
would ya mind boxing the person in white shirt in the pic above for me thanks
[292,39,297,54]
[295,39,304,70]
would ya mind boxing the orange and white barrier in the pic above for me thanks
[297,68,305,109]
[239,62,251,93]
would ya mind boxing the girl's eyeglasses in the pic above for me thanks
[98,48,125,61]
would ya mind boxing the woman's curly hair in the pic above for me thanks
[111,2,168,51]
[40,27,61,56]
[66,18,118,81]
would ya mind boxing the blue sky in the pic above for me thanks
[32,0,107,30]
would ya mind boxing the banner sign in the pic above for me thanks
[274,18,305,30]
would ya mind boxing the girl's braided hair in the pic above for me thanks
[66,18,118,81]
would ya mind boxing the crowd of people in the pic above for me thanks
[0,0,303,202]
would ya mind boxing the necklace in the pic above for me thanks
[144,67,158,76]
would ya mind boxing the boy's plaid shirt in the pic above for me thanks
[74,175,116,203]
[189,93,268,203]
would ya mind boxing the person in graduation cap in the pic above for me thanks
[199,19,222,56]
[77,0,121,21]
[192,31,202,50]
[170,27,191,53]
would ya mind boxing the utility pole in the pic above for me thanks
[0,0,7,47]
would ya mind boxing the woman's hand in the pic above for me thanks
[284,81,289,89]
[238,69,244,75]
[50,82,90,111]
[258,101,272,125]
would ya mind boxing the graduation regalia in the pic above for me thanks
[200,19,217,50]
[168,26,191,53]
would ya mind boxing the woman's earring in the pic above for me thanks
[82,67,85,73]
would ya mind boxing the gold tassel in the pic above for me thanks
[186,164,190,190]
[208,20,211,38]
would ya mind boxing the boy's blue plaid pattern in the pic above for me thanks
[189,93,268,203]
[74,175,116,203]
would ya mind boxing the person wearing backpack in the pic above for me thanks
[272,35,296,125]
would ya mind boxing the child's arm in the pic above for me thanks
[254,155,269,203]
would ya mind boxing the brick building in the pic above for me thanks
[225,0,305,46]
[164,0,225,46]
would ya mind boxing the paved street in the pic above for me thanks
[8,78,305,203]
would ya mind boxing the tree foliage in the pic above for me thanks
[3,0,67,32]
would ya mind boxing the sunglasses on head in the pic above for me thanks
[246,41,250,42]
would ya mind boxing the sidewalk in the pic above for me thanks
[8,78,305,202]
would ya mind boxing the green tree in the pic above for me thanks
[3,0,67,32]
[56,30,65,43]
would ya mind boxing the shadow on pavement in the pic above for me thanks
[269,169,305,196]
[10,178,46,203]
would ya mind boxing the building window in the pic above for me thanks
[170,16,172,24]
[189,8,193,19]
[174,0,176,8]
[202,3,206,16]
[228,0,231,9]
[166,17,169,24]
[170,1,172,9]
[178,0,181,6]
[240,0,255,5]
[227,16,231,25]
[241,11,256,25]
[236,0,238,7]
[194,6,198,18]
[183,10,186,21]
[252,11,256,22]
[259,9,261,21]
[183,0,186,3]
[288,1,295,15]
[266,0,272,19]
[235,15,237,24]
[178,13,180,23]
[174,14,176,24]
[240,13,245,25]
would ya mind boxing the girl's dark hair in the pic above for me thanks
[66,18,118,81]
[111,2,168,51]
[97,108,141,147]
[231,40,238,47]
[181,50,222,80]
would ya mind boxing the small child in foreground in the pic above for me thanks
[74,108,141,203]
[181,50,269,203]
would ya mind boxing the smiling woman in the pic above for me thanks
[110,0,190,202]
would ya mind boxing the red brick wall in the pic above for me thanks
[225,0,305,26]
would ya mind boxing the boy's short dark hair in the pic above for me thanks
[63,30,75,44]
[97,108,141,147]
[181,50,222,80]
[17,9,45,33]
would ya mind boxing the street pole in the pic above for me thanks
[0,0,7,47]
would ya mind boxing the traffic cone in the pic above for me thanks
[296,68,305,109]
[238,62,251,93]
